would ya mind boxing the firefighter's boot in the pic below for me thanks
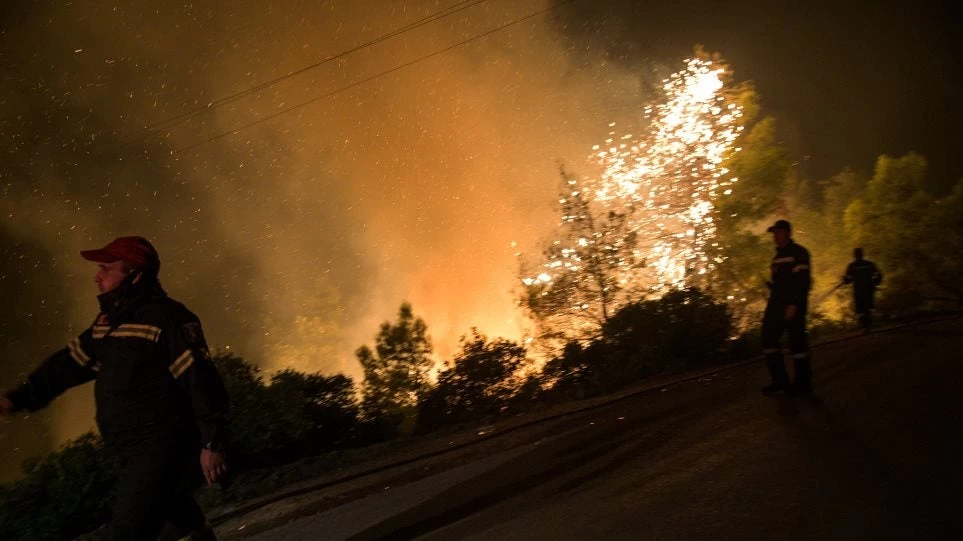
[762,352,791,394]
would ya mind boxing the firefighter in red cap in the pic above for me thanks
[0,236,227,540]
[760,220,813,395]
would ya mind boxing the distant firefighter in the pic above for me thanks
[1,236,227,541]
[843,247,883,332]
[760,220,813,396]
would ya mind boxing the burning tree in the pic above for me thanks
[588,53,748,293]
[519,167,644,348]
[521,51,753,347]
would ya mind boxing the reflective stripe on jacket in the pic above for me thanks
[6,290,227,449]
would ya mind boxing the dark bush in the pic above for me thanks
[417,331,526,432]
[0,433,115,541]
[540,341,596,402]
[601,288,732,371]
[268,370,360,454]
[214,352,312,466]
[214,352,362,467]
[543,288,732,399]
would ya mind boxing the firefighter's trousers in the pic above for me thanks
[107,436,210,541]
[761,302,811,389]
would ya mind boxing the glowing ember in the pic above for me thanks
[521,55,745,344]
[590,57,744,292]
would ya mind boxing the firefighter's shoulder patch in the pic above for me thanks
[182,322,205,344]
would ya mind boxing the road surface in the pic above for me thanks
[244,318,963,540]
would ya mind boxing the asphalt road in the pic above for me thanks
[248,318,963,540]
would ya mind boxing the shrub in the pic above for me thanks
[543,288,733,398]
[0,433,115,541]
[417,331,526,431]
[268,370,360,454]
[214,353,361,467]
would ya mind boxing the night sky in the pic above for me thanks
[1,0,959,479]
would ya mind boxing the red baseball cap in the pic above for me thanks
[81,236,161,273]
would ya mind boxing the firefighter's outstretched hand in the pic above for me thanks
[0,396,13,416]
[200,449,227,486]
[784,305,798,321]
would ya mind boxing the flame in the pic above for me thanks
[522,56,745,321]
[588,57,743,292]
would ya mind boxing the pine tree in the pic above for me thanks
[357,303,432,429]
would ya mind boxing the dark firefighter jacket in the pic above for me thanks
[4,278,227,451]
[769,240,811,309]
[844,259,883,295]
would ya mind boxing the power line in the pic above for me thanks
[173,0,579,155]
[121,0,487,148]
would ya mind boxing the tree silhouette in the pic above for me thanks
[845,153,963,308]
[418,330,526,430]
[356,303,433,431]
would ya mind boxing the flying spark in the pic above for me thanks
[588,57,744,292]
[521,56,745,342]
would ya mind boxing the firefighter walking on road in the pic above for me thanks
[843,248,883,332]
[760,220,814,396]
[0,236,227,540]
